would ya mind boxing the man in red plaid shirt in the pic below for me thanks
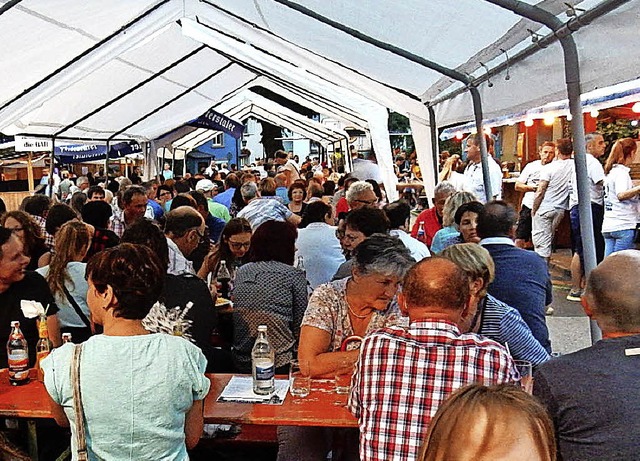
[348,257,518,461]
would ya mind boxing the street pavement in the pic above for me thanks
[547,249,593,355]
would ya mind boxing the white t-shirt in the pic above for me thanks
[390,229,431,261]
[517,160,542,210]
[569,154,605,209]
[602,164,639,233]
[278,160,300,182]
[464,158,502,203]
[447,171,469,192]
[537,158,573,213]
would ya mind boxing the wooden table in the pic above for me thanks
[0,370,356,458]
[395,182,424,192]
[204,374,357,428]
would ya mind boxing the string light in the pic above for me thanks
[543,116,555,126]
[590,109,599,118]
[483,127,492,135]
[524,119,534,127]
[566,113,573,121]
[632,102,640,114]
[455,131,463,140]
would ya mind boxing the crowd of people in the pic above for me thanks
[0,139,638,460]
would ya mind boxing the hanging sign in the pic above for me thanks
[189,109,245,139]
[15,136,53,152]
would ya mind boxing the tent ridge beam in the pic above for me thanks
[54,45,208,137]
[108,62,234,140]
[432,0,632,106]
[0,0,23,17]
[200,0,421,101]
[0,0,171,113]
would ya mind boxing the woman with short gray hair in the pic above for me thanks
[430,190,477,253]
[299,233,414,376]
[278,234,414,461]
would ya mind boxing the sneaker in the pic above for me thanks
[545,306,555,316]
[566,290,582,302]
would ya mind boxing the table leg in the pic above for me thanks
[55,446,71,461]
[27,420,38,461]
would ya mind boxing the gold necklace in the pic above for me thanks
[348,304,369,319]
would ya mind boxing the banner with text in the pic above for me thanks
[189,109,244,139]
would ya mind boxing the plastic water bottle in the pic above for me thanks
[252,325,275,395]
[7,321,30,386]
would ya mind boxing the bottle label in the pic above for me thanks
[8,351,29,378]
[37,350,50,365]
[255,363,275,383]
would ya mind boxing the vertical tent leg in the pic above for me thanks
[26,420,38,461]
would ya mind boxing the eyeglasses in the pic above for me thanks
[159,192,172,197]
[7,227,24,233]
[194,229,208,244]
[228,240,251,250]
[341,233,362,243]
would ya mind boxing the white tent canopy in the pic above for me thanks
[1,0,638,201]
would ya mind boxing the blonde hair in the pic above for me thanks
[439,243,494,297]
[442,191,477,227]
[46,221,90,298]
[438,154,462,182]
[419,384,556,461]
[604,138,637,174]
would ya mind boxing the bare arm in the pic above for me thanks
[298,325,359,378]
[47,314,61,348]
[47,392,69,427]
[617,185,640,202]
[286,212,302,227]
[515,181,536,193]
[531,180,549,216]
[185,399,204,450]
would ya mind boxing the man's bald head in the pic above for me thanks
[402,258,469,313]
[164,206,204,238]
[585,250,640,334]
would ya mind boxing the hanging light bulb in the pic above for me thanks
[543,115,555,126]
[483,127,492,135]
[524,119,534,127]
[631,120,639,127]
[632,102,640,114]
[590,109,599,118]
[455,131,463,140]
[566,113,573,121]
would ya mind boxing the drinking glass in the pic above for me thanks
[333,359,354,406]
[514,360,533,394]
[289,360,310,399]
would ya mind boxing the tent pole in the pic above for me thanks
[427,105,440,183]
[26,152,34,194]
[485,0,601,343]
[49,137,55,198]
[105,140,110,181]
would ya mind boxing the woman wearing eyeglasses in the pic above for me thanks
[198,218,252,286]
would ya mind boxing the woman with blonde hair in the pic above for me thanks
[602,138,640,255]
[440,243,549,365]
[419,384,556,461]
[429,191,477,253]
[37,221,93,342]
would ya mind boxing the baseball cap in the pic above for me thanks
[195,179,217,192]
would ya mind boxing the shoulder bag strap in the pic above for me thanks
[71,344,89,461]
[63,285,91,328]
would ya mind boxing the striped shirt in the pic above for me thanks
[478,295,550,366]
[349,320,518,461]
[236,197,293,230]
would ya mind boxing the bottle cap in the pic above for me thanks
[258,325,267,332]
[10,320,19,327]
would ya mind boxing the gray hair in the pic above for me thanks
[240,181,258,200]
[434,181,456,199]
[442,191,477,227]
[346,180,374,204]
[352,233,415,278]
[76,176,89,186]
[585,132,603,144]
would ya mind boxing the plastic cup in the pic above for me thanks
[289,360,310,398]
[514,360,533,394]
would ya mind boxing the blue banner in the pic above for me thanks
[189,109,244,139]
[55,141,141,164]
